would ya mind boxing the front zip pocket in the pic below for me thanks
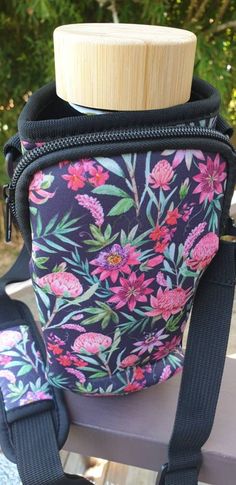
[4,124,235,241]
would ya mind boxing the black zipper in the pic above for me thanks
[4,125,234,242]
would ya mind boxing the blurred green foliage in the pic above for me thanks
[0,0,235,183]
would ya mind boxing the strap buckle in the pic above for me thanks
[156,463,168,484]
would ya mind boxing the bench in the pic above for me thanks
[9,281,236,485]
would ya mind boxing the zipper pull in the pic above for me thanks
[3,184,13,242]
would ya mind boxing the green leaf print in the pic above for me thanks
[108,198,135,216]
[95,156,125,178]
[92,184,130,198]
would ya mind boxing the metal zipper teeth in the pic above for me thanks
[9,125,234,218]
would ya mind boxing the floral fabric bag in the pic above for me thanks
[1,77,236,485]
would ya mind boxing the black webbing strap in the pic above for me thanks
[0,246,92,485]
[157,240,236,485]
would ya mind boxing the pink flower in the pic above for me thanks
[29,171,55,204]
[37,272,83,298]
[153,335,182,360]
[90,244,141,283]
[120,354,139,368]
[149,224,172,254]
[62,164,86,190]
[124,381,144,393]
[156,271,168,286]
[132,328,168,355]
[0,355,12,365]
[72,332,112,354]
[88,165,109,187]
[183,222,207,257]
[65,367,86,383]
[147,255,164,268]
[75,194,104,226]
[108,272,154,311]
[186,232,219,270]
[160,365,172,382]
[0,370,16,383]
[61,324,86,332]
[162,149,205,170]
[193,154,227,203]
[146,287,192,321]
[0,330,22,351]
[133,366,145,381]
[148,160,174,190]
[166,208,181,226]
[20,391,52,406]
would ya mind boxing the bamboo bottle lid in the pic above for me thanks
[54,23,196,111]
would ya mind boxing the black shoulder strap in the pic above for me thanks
[157,239,236,484]
[0,246,92,485]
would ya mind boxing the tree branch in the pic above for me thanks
[211,20,236,34]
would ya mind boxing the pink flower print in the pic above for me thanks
[153,335,182,360]
[65,367,86,383]
[124,381,144,393]
[0,330,22,351]
[193,154,227,203]
[148,160,174,190]
[144,363,152,374]
[88,165,109,187]
[90,244,141,283]
[80,158,95,172]
[62,324,86,333]
[156,271,168,287]
[75,194,104,226]
[29,171,55,204]
[186,232,219,270]
[120,354,139,368]
[166,208,181,226]
[37,272,83,298]
[147,255,164,268]
[146,287,192,320]
[72,332,112,354]
[132,328,168,356]
[133,366,145,381]
[160,365,172,382]
[0,355,12,365]
[0,370,16,384]
[108,272,154,311]
[162,149,205,170]
[149,224,172,254]
[62,164,86,190]
[183,222,207,257]
[20,391,52,406]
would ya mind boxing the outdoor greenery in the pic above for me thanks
[0,0,235,183]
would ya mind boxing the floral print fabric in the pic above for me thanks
[0,326,53,411]
[26,142,227,396]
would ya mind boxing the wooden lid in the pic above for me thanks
[54,23,196,110]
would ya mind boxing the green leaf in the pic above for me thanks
[89,224,104,242]
[17,364,32,376]
[95,157,125,178]
[104,224,112,239]
[179,267,198,278]
[34,256,49,269]
[92,184,130,198]
[101,315,111,329]
[108,198,135,216]
[74,283,99,304]
[30,206,37,216]
[36,213,43,237]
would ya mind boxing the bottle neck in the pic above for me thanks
[69,102,116,116]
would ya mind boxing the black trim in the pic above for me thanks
[14,136,236,251]
[18,77,220,141]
